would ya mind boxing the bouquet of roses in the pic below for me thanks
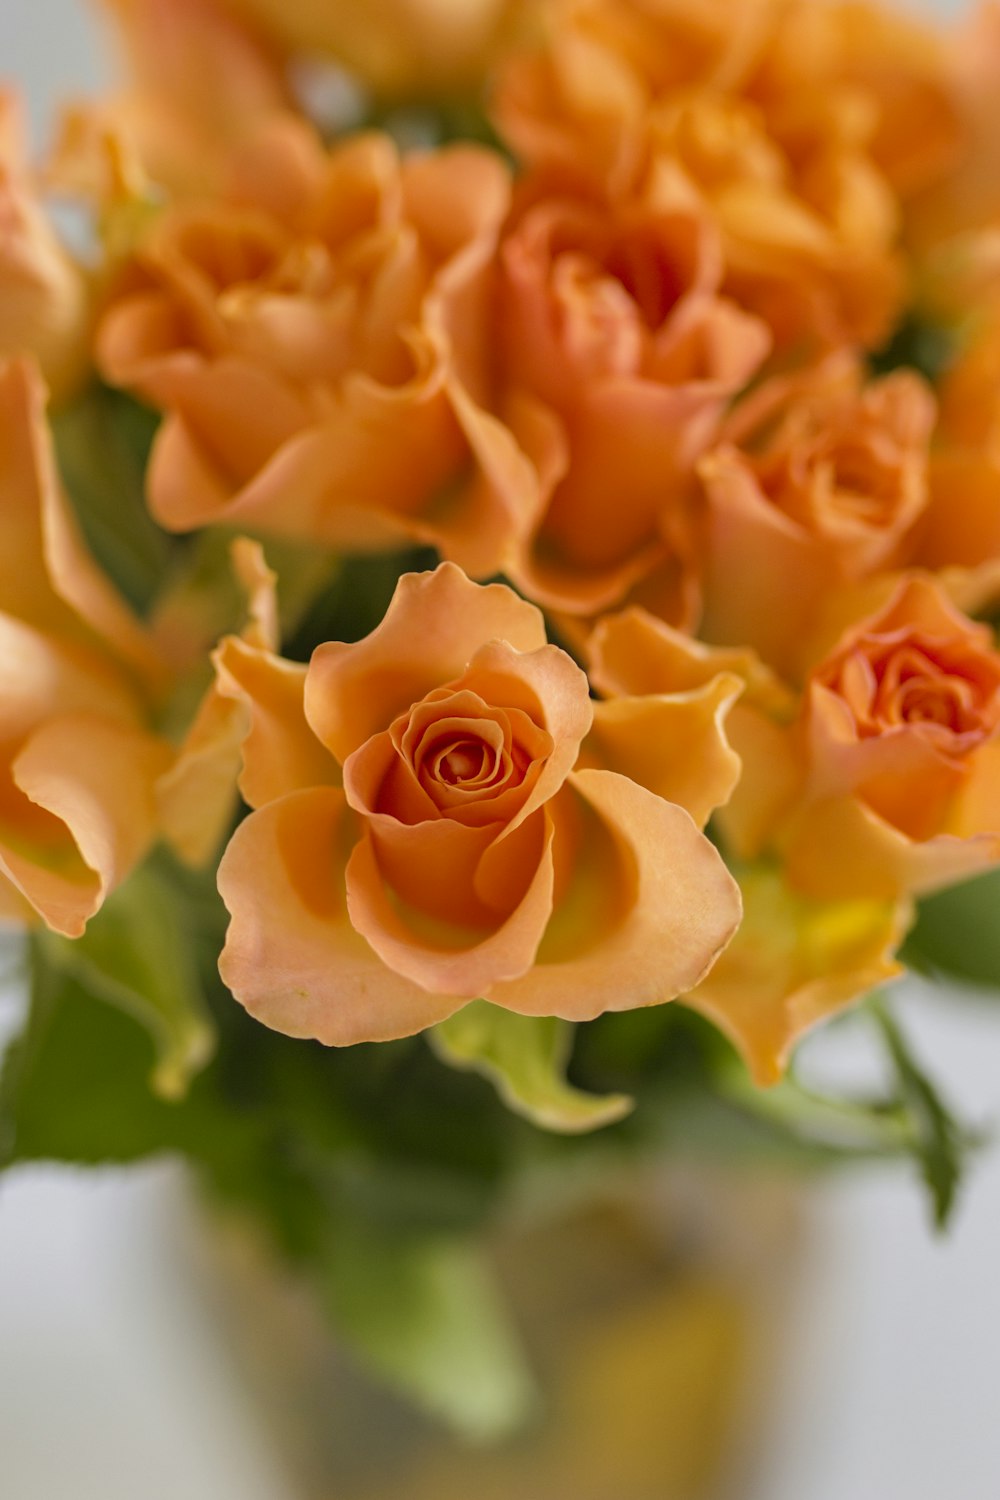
[3,0,1000,1434]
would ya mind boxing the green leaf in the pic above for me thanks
[869,995,974,1230]
[903,868,1000,991]
[431,1002,632,1134]
[43,863,215,1099]
[51,383,174,615]
[325,1220,537,1441]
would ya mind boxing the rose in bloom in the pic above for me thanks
[781,576,1000,900]
[215,564,741,1044]
[0,357,172,934]
[493,0,956,348]
[494,182,768,621]
[224,0,533,100]
[0,91,89,401]
[98,121,524,575]
[699,355,936,677]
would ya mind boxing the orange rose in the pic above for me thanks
[494,183,768,620]
[216,564,741,1044]
[492,0,928,347]
[97,122,524,575]
[783,576,1000,899]
[224,0,533,100]
[0,91,90,401]
[0,358,172,934]
[699,355,936,677]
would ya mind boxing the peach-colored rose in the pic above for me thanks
[90,0,290,198]
[699,355,936,677]
[0,91,90,401]
[492,0,934,348]
[97,121,527,575]
[493,180,769,621]
[216,563,741,1044]
[224,0,534,100]
[782,576,1000,900]
[0,357,172,934]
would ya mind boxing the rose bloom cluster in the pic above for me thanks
[4,0,1000,1099]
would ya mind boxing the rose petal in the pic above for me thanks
[218,786,464,1044]
[583,678,743,829]
[305,563,548,763]
[487,767,742,1021]
[687,866,911,1086]
[345,810,555,997]
[7,713,169,936]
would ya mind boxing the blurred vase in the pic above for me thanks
[190,1164,802,1500]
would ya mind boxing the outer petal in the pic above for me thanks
[214,637,338,808]
[6,713,169,936]
[217,786,465,1044]
[687,867,911,1086]
[0,359,162,682]
[588,604,793,713]
[487,768,742,1021]
[784,794,1000,901]
[305,563,548,763]
[583,681,743,829]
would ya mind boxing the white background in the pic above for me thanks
[1,2,999,1497]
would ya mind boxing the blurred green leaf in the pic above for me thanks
[870,995,974,1230]
[432,1003,632,1134]
[44,863,215,1099]
[52,383,174,615]
[903,869,1000,991]
[0,950,217,1167]
[325,1220,537,1441]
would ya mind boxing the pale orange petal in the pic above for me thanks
[487,768,742,1021]
[345,812,556,997]
[217,787,465,1043]
[584,680,743,829]
[9,713,169,936]
[305,563,548,763]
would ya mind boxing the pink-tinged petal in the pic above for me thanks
[785,794,1000,901]
[8,714,169,936]
[305,563,548,763]
[583,678,743,830]
[804,680,969,840]
[487,767,742,1021]
[217,787,466,1043]
[214,636,339,809]
[687,867,911,1086]
[344,811,555,997]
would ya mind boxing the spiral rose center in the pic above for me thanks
[437,740,489,785]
